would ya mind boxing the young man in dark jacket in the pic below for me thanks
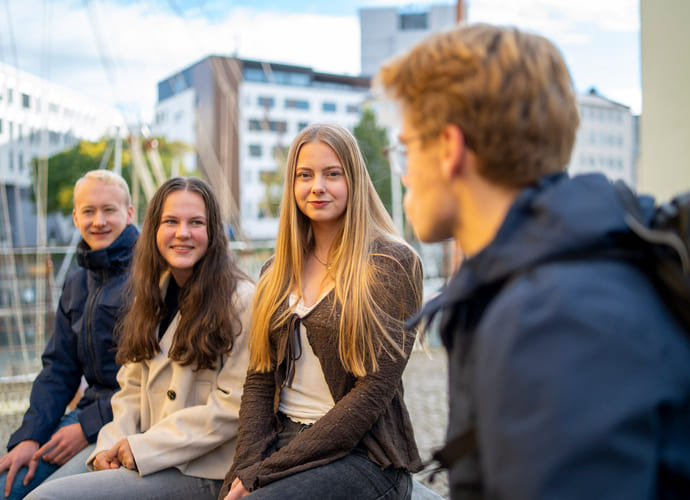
[376,23,690,500]
[0,170,138,499]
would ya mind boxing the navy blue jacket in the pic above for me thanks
[8,224,139,448]
[417,173,690,499]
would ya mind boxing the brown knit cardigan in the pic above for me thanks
[219,239,424,496]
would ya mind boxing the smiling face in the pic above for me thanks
[293,140,349,231]
[72,178,134,250]
[156,189,209,286]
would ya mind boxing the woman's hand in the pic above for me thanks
[105,438,137,470]
[224,477,250,500]
[92,450,120,471]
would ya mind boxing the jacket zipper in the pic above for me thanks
[87,269,106,386]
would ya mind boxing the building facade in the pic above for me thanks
[359,4,456,77]
[152,57,370,242]
[568,88,637,187]
[639,0,690,198]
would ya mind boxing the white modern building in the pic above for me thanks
[152,57,371,242]
[0,61,124,189]
[568,88,637,187]
[360,3,457,77]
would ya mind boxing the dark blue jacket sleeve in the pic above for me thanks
[473,261,690,500]
[76,389,116,443]
[7,289,83,449]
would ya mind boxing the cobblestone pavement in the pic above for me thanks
[0,346,450,499]
[404,346,449,499]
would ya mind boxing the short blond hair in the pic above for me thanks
[375,23,579,188]
[73,170,132,207]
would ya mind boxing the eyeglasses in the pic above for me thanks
[383,136,423,177]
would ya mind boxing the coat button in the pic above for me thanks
[166,390,176,400]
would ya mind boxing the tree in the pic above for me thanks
[353,107,392,214]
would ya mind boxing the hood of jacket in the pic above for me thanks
[76,223,139,272]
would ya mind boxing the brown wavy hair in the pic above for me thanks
[116,177,248,370]
[375,23,579,188]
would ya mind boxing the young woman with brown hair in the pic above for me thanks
[27,177,254,500]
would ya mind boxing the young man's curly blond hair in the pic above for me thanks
[375,23,580,188]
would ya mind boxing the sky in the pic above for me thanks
[0,0,641,124]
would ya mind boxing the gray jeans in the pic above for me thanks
[25,465,222,500]
[242,412,412,500]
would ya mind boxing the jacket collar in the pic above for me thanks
[76,224,139,271]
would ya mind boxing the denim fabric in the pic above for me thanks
[42,444,93,481]
[245,413,412,500]
[24,467,222,500]
[0,410,83,500]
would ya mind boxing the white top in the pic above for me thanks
[278,291,335,424]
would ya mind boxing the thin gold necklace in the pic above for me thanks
[313,253,333,271]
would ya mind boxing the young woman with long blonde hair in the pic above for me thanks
[221,123,423,500]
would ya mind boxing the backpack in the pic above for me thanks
[425,180,690,474]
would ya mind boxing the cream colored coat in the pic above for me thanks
[87,276,254,479]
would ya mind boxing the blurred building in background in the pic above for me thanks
[639,0,690,198]
[359,4,457,77]
[568,88,637,187]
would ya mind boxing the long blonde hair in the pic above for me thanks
[249,123,419,376]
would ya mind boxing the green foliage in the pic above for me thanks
[353,107,392,214]
[259,144,288,219]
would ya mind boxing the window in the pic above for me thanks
[0,119,3,134]
[322,102,337,112]
[249,144,262,157]
[297,121,309,131]
[270,120,287,133]
[399,13,427,30]
[285,99,309,110]
[7,88,13,104]
[248,119,287,133]
[21,93,30,109]
[244,67,269,83]
[258,96,275,108]
[49,102,59,113]
[346,104,359,114]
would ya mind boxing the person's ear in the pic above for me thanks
[126,205,135,225]
[439,124,466,180]
[72,208,79,227]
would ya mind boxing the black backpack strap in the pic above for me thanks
[614,181,690,273]
[431,427,478,468]
[420,427,478,483]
